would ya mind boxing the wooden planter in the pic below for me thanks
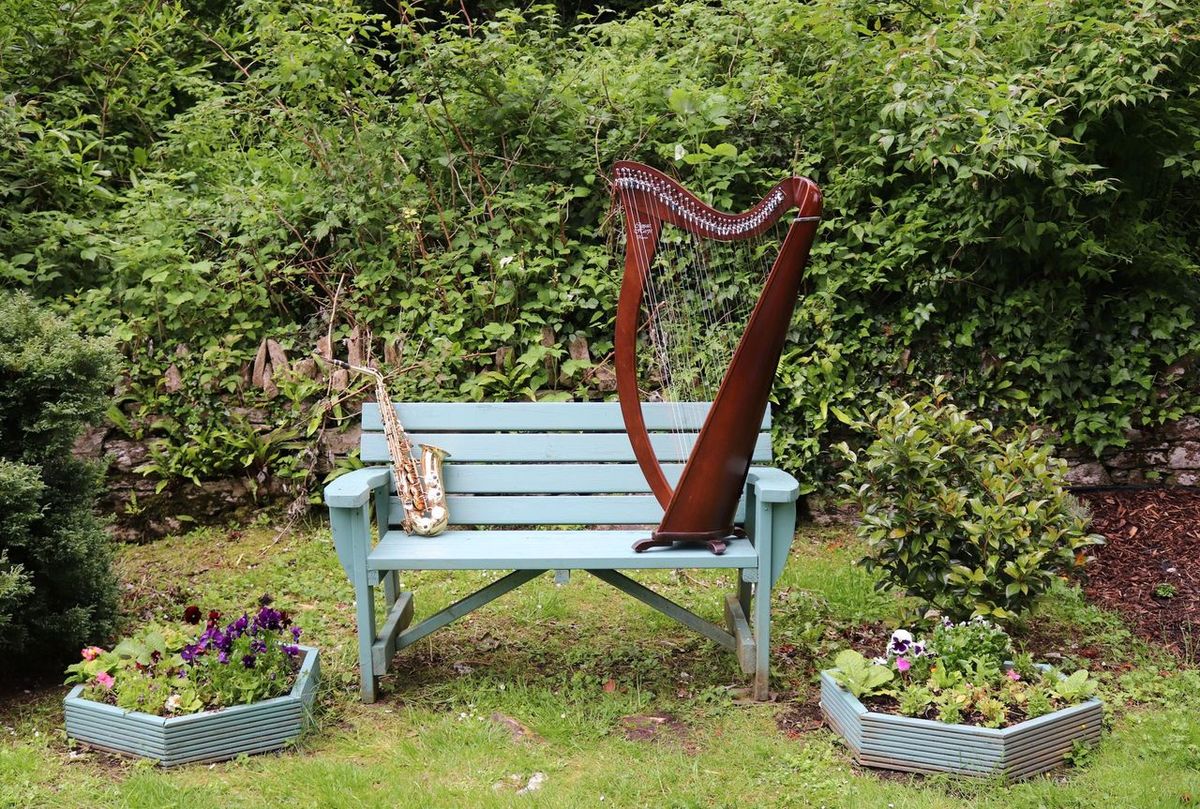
[64,645,319,766]
[820,668,1102,780]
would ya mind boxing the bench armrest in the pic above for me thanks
[324,467,392,509]
[746,466,800,504]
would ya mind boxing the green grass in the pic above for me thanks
[2,522,1199,808]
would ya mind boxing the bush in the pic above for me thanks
[0,292,120,674]
[838,386,1105,623]
[2,0,1198,494]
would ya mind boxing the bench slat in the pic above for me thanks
[361,432,773,464]
[369,530,758,570]
[448,494,664,524]
[364,401,770,432]
[386,494,742,526]
[440,463,683,493]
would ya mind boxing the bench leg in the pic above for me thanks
[752,578,771,700]
[383,570,400,610]
[355,577,379,703]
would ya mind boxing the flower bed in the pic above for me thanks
[64,645,319,766]
[63,599,319,765]
[820,621,1103,779]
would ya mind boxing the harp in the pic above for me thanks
[612,161,822,555]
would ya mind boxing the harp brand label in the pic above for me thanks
[634,223,654,240]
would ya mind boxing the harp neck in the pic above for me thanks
[612,160,821,242]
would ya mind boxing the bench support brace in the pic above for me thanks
[587,569,737,654]
[394,569,545,653]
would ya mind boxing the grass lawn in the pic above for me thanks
[2,520,1199,808]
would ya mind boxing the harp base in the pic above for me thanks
[632,526,748,556]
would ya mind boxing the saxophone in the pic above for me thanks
[330,360,450,536]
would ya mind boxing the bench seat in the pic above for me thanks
[369,531,759,571]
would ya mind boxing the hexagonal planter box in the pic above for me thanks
[64,645,319,766]
[820,668,1102,780]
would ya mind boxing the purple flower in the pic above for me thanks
[251,639,267,654]
[255,606,283,631]
[181,644,201,663]
[896,657,911,672]
[218,650,229,664]
[282,644,300,657]
[242,654,257,669]
[291,626,302,642]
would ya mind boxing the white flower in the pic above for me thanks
[165,694,183,713]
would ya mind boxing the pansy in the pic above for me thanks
[242,654,257,669]
[887,629,914,656]
[183,605,202,624]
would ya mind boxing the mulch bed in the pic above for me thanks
[1077,488,1200,660]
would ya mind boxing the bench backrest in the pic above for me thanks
[360,402,772,528]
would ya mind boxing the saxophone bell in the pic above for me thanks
[408,444,450,536]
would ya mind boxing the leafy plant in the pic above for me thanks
[65,598,306,715]
[1155,583,1178,599]
[898,685,934,718]
[931,619,1013,678]
[1050,669,1098,703]
[829,650,893,699]
[839,387,1107,623]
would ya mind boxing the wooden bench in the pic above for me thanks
[324,401,799,703]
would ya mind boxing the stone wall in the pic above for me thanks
[1062,415,1200,488]
[74,420,362,542]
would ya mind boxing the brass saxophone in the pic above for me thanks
[330,360,450,536]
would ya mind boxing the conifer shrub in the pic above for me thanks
[0,292,120,673]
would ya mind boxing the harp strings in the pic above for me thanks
[635,190,785,463]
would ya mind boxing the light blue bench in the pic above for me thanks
[324,402,799,702]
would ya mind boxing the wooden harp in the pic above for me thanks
[612,161,822,555]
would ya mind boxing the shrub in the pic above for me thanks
[3,0,1198,496]
[0,291,119,674]
[838,386,1105,623]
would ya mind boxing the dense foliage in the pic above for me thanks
[0,292,119,672]
[1,0,1197,495]
[839,387,1106,623]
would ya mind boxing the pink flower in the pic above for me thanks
[95,672,115,689]
[1007,669,1021,681]
[896,657,911,672]
[81,646,104,661]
